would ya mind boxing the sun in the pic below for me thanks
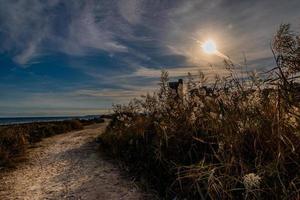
[201,39,217,54]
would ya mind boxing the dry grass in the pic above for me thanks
[99,24,300,199]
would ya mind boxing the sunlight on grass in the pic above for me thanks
[99,24,300,199]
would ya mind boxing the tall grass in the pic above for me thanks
[99,24,300,199]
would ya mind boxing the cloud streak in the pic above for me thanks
[1,0,300,116]
[0,0,136,65]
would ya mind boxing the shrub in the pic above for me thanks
[99,24,300,199]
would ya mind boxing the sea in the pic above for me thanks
[0,115,101,125]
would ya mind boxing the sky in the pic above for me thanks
[0,0,300,117]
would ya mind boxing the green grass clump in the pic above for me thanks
[99,24,300,199]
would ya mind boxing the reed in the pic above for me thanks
[99,24,300,199]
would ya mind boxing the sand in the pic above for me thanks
[0,122,148,200]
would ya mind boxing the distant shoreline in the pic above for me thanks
[0,115,102,126]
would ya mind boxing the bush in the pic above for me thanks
[99,24,300,199]
[79,117,105,126]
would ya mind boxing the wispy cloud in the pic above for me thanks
[1,0,300,116]
[61,1,129,56]
[0,0,135,65]
[0,0,55,65]
[118,0,144,24]
[163,0,300,66]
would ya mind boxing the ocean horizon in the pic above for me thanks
[0,115,101,125]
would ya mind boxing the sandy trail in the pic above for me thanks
[0,122,146,200]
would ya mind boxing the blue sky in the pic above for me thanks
[0,0,300,117]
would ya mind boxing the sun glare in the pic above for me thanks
[202,39,217,54]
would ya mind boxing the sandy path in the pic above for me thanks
[0,122,147,200]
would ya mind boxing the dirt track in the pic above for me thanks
[0,122,147,200]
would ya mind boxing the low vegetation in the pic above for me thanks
[0,118,104,168]
[99,24,300,199]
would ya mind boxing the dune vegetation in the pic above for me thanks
[0,119,88,168]
[98,24,300,199]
